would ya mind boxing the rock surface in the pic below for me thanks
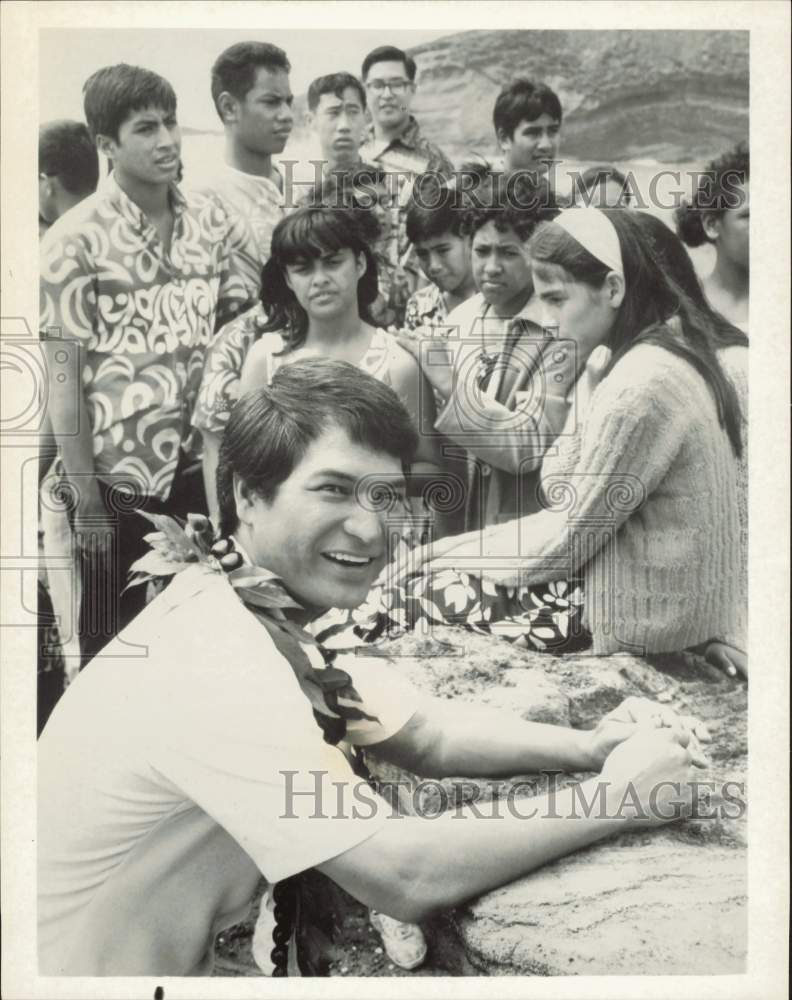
[409,30,748,163]
[214,625,747,977]
[363,626,747,976]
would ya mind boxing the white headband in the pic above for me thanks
[553,207,624,276]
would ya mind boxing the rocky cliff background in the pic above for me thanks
[277,29,749,166]
[407,29,749,164]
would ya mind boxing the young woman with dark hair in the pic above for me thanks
[193,203,442,525]
[356,207,744,669]
[675,142,749,331]
[631,211,748,676]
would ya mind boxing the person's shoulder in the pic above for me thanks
[242,329,285,373]
[445,292,485,333]
[213,302,267,346]
[381,329,421,385]
[602,341,711,411]
[40,189,108,255]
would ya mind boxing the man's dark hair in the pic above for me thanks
[361,45,416,82]
[493,78,562,140]
[463,170,558,242]
[211,41,291,117]
[39,120,99,195]
[675,141,749,248]
[216,359,419,536]
[83,64,176,141]
[307,72,366,112]
[406,167,488,243]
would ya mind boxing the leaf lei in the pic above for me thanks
[128,511,378,745]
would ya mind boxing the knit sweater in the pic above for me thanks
[484,343,743,655]
[717,344,748,648]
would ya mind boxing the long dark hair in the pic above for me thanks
[529,209,744,456]
[632,211,748,350]
[259,205,380,352]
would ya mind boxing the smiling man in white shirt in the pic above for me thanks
[38,360,707,977]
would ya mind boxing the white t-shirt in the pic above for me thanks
[38,565,417,974]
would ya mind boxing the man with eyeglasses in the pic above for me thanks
[359,46,455,328]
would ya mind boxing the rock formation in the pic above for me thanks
[363,626,747,976]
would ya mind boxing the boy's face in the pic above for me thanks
[101,106,180,186]
[498,112,561,173]
[472,220,533,314]
[232,66,294,156]
[237,424,405,613]
[310,87,366,168]
[414,233,473,296]
[365,59,414,132]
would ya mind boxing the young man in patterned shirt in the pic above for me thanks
[40,63,258,666]
[359,45,456,326]
[195,41,294,269]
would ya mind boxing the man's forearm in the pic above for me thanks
[319,776,626,923]
[374,701,595,779]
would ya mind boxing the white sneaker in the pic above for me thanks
[370,909,427,970]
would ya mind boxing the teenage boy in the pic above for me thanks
[306,72,367,175]
[38,359,707,977]
[202,41,294,265]
[39,120,99,237]
[493,78,562,183]
[398,171,577,530]
[404,172,478,333]
[39,63,257,666]
[359,45,455,322]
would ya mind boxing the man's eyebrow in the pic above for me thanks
[310,470,407,489]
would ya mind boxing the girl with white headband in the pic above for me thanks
[355,207,745,670]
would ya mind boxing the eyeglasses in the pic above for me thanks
[365,78,411,94]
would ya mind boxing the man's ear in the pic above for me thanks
[216,91,239,125]
[356,252,368,280]
[95,133,117,160]
[604,271,626,309]
[496,127,512,152]
[233,474,263,526]
[304,110,315,129]
[702,212,721,243]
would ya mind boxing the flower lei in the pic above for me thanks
[127,511,378,747]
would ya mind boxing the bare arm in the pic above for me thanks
[319,727,697,923]
[371,700,596,779]
[237,339,274,398]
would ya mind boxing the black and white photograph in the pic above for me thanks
[1,2,789,997]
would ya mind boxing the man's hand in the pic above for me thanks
[72,488,115,560]
[600,726,703,828]
[585,696,711,771]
